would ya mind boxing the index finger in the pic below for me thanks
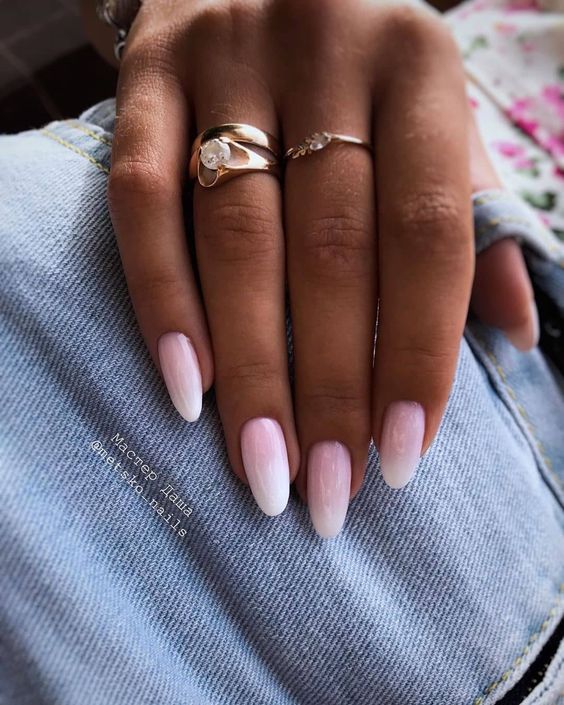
[108,42,214,420]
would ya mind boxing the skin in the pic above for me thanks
[83,0,537,505]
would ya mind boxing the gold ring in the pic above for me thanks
[284,131,372,160]
[189,123,280,188]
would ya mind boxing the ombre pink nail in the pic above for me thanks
[503,299,540,352]
[240,418,290,516]
[307,441,351,538]
[158,332,202,422]
[379,401,425,489]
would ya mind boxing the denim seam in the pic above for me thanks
[523,641,564,704]
[39,129,110,175]
[65,119,113,148]
[476,217,564,267]
[474,193,511,206]
[472,190,564,266]
[480,344,562,491]
[473,584,564,705]
[525,657,564,704]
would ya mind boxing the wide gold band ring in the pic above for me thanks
[189,123,280,188]
[284,131,372,160]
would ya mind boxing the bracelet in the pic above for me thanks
[96,0,143,60]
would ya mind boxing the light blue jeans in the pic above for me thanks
[1,100,564,705]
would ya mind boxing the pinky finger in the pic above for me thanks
[468,114,539,351]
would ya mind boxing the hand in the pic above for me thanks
[107,0,537,537]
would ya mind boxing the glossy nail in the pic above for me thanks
[158,332,202,422]
[379,401,425,489]
[307,441,351,538]
[503,300,540,352]
[240,418,290,516]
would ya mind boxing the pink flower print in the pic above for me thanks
[495,22,518,35]
[504,0,539,12]
[520,40,536,53]
[507,98,540,139]
[542,85,564,120]
[515,157,535,170]
[493,141,526,157]
[538,213,551,227]
[457,0,490,20]
[545,135,564,156]
[514,117,541,139]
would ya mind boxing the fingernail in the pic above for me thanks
[157,332,202,422]
[379,401,425,489]
[240,418,290,516]
[503,300,540,351]
[307,441,351,539]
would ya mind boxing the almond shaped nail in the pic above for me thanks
[307,441,351,538]
[379,401,425,489]
[503,299,540,352]
[158,332,202,422]
[240,418,290,516]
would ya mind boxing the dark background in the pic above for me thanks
[0,0,459,135]
[0,0,115,134]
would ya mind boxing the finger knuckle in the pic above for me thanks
[389,190,469,258]
[384,5,456,54]
[275,0,346,57]
[127,266,181,304]
[301,383,367,417]
[121,37,178,82]
[188,3,256,58]
[301,210,373,278]
[388,340,457,367]
[219,359,281,391]
[108,160,178,209]
[198,200,280,264]
[279,0,335,28]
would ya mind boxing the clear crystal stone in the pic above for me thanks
[309,132,330,151]
[200,139,231,170]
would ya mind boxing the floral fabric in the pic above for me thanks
[446,0,564,239]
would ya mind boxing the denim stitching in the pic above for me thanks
[474,192,508,206]
[473,585,564,705]
[476,217,564,266]
[39,129,110,175]
[476,216,532,236]
[65,120,113,147]
[471,340,564,701]
[482,346,561,487]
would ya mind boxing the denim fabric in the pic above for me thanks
[473,190,564,265]
[1,100,564,705]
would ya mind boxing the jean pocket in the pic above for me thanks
[493,617,564,705]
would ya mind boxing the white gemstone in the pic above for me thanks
[200,139,231,170]
[309,132,330,151]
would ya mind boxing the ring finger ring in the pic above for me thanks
[189,123,280,188]
[284,131,372,161]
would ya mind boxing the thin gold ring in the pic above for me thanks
[189,123,280,188]
[284,131,372,160]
